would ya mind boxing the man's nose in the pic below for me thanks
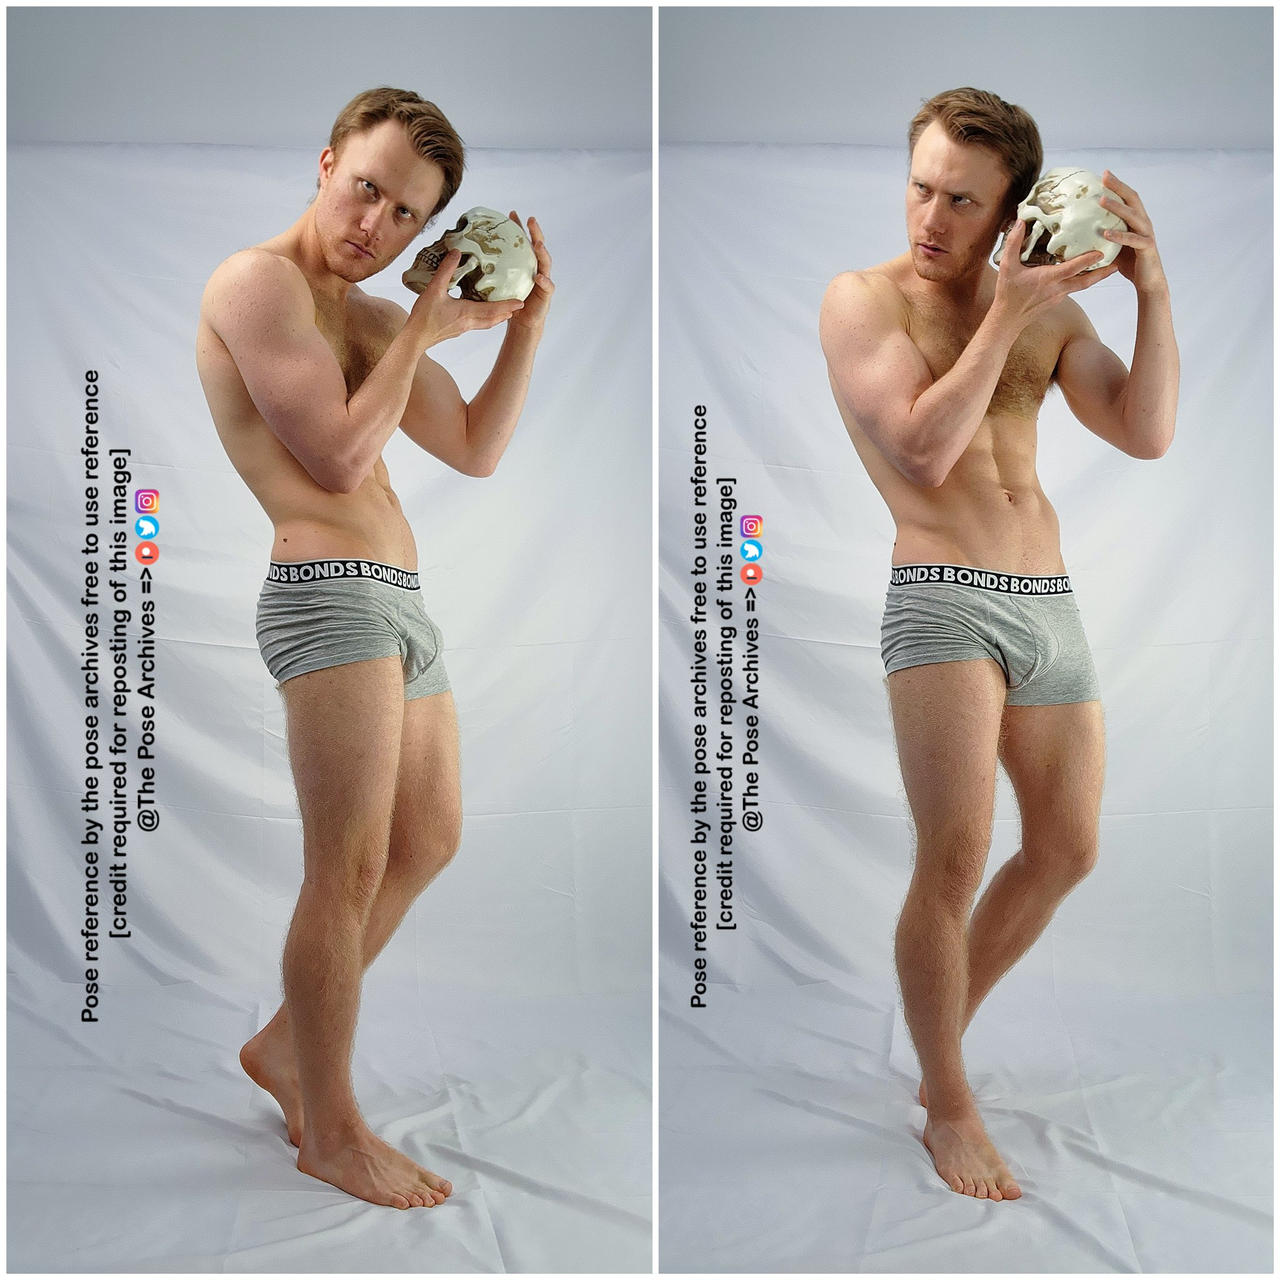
[359,203,387,238]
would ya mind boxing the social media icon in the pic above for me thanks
[740,514,763,537]
[135,541,159,565]
[135,516,160,539]
[740,539,763,561]
[741,564,763,585]
[135,489,160,514]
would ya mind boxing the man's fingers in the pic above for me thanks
[426,249,463,296]
[462,298,524,330]
[1063,260,1120,292]
[1102,169,1140,203]
[997,218,1025,268]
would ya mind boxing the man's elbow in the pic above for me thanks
[314,454,363,494]
[458,454,498,479]
[1128,423,1175,460]
[898,450,949,489]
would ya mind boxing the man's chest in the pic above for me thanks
[312,298,395,395]
[906,296,1062,418]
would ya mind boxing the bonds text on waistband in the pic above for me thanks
[890,563,1072,595]
[267,559,420,590]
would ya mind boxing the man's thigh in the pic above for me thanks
[390,690,462,852]
[281,655,406,870]
[887,658,1008,862]
[998,698,1105,848]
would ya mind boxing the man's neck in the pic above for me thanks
[272,209,353,307]
[915,262,995,315]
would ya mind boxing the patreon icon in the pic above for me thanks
[135,541,159,565]
[741,564,763,585]
[135,489,160,514]
[740,514,763,537]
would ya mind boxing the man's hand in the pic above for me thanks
[1098,171,1168,295]
[992,218,1120,328]
[506,212,554,334]
[407,249,525,348]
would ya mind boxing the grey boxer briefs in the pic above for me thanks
[256,558,450,699]
[881,563,1100,705]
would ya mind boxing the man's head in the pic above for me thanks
[328,87,465,221]
[313,88,466,283]
[905,88,1043,283]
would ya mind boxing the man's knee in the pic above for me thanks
[1021,829,1098,887]
[909,826,991,913]
[387,810,463,888]
[302,835,390,911]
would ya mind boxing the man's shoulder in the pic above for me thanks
[202,246,311,322]
[821,260,911,333]
[206,246,305,295]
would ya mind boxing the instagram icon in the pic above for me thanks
[135,489,159,514]
[740,515,763,537]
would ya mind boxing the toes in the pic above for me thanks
[949,1175,965,1193]
[962,1177,977,1196]
[975,1180,989,1199]
[390,1193,410,1210]
[1002,1180,1023,1199]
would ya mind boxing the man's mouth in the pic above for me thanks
[347,241,375,259]
[918,242,946,256]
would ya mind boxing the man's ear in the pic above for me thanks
[318,146,336,187]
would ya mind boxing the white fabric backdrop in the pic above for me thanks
[658,144,1272,1271]
[8,142,651,1271]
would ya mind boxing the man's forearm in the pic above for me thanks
[898,307,1021,487]
[337,315,434,490]
[1120,284,1179,459]
[461,323,543,477]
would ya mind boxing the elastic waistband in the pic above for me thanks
[266,558,420,590]
[889,563,1072,595]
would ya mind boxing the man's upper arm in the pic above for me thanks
[202,250,352,490]
[1054,300,1132,452]
[819,272,935,472]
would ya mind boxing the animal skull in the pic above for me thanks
[402,207,537,302]
[994,168,1127,270]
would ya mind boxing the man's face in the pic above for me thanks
[314,119,446,283]
[905,120,1012,285]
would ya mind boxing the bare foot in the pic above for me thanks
[240,1024,305,1146]
[922,1109,1022,1201]
[297,1125,453,1209]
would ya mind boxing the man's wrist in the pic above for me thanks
[1136,275,1171,305]
[978,298,1024,353]
[505,316,545,345]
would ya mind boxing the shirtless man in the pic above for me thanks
[196,87,553,1209]
[819,88,1178,1201]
